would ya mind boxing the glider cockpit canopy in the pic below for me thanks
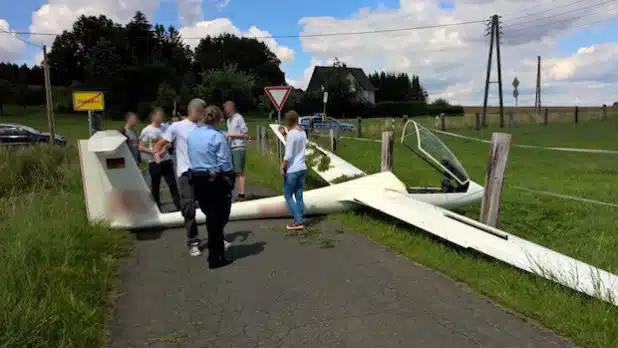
[401,120,470,193]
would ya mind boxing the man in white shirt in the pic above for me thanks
[139,107,180,211]
[223,101,249,200]
[154,98,205,256]
[154,99,231,256]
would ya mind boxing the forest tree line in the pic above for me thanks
[0,11,463,119]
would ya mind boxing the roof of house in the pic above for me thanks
[306,66,376,92]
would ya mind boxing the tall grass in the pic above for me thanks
[0,145,128,348]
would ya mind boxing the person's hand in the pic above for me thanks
[280,165,286,177]
[154,152,161,163]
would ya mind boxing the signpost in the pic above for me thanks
[73,91,105,136]
[264,86,292,161]
[322,90,328,123]
[512,77,519,108]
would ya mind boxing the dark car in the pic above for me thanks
[0,123,67,146]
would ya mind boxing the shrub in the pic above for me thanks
[0,144,77,197]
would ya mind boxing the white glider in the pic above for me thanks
[77,121,618,307]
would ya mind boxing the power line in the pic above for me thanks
[505,6,618,36]
[0,27,42,48]
[4,19,487,41]
[503,0,617,29]
[502,0,599,24]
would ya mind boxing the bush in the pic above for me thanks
[0,145,128,347]
[0,144,78,197]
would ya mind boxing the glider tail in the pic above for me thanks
[77,130,160,229]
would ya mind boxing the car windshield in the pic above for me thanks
[401,120,469,185]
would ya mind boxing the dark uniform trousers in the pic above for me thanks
[148,159,181,211]
[191,171,234,260]
[178,173,199,246]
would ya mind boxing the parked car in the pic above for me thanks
[0,123,67,146]
[299,115,355,132]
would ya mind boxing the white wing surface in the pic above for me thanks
[350,189,618,307]
[269,124,366,184]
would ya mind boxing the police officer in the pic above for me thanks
[187,105,235,269]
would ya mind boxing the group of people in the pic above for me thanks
[117,98,308,270]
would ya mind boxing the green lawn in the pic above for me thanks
[244,117,618,348]
[3,106,618,348]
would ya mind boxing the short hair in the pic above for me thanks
[204,105,223,125]
[284,110,299,127]
[124,112,137,121]
[187,98,206,115]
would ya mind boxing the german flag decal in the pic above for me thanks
[106,157,125,169]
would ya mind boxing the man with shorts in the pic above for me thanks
[223,101,249,200]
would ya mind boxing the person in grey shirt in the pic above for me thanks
[223,101,249,200]
[119,112,141,165]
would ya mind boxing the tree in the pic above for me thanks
[196,64,255,112]
[368,71,428,102]
[155,81,177,114]
[194,34,285,97]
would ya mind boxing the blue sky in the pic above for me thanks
[2,0,618,104]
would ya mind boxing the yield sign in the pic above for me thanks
[264,86,292,111]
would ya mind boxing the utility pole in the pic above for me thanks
[534,56,541,114]
[42,45,56,145]
[481,14,505,128]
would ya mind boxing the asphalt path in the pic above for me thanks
[106,187,577,348]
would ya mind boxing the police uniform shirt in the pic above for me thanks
[187,125,233,173]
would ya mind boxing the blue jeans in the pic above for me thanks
[283,170,306,223]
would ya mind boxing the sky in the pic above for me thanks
[0,0,617,106]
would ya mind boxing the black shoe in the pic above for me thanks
[208,256,233,269]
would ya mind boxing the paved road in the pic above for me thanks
[106,190,577,348]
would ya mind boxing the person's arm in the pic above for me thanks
[227,117,249,139]
[154,124,175,161]
[280,133,296,176]
[215,133,233,172]
[138,129,154,154]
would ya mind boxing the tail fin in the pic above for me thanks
[78,130,160,229]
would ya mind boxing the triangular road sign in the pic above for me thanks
[264,86,292,111]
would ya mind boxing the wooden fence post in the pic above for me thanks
[475,112,480,130]
[480,132,512,227]
[356,117,362,137]
[262,125,269,157]
[543,108,548,125]
[403,114,408,124]
[391,118,395,131]
[440,113,446,131]
[381,131,393,172]
[574,106,579,123]
[602,104,607,121]
[330,128,338,153]
[508,111,514,128]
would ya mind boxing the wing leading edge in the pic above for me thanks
[268,124,366,184]
[350,189,618,307]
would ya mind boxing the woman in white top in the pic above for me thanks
[279,110,308,230]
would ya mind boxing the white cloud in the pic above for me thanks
[0,19,26,62]
[294,0,618,105]
[179,18,295,63]
[28,0,161,47]
[177,0,203,26]
[215,0,231,10]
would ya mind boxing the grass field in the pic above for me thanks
[244,117,618,348]
[2,105,618,347]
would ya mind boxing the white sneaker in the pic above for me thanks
[224,240,232,250]
[189,243,201,257]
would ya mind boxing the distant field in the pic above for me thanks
[463,105,615,113]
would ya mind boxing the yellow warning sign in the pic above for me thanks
[73,91,105,111]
